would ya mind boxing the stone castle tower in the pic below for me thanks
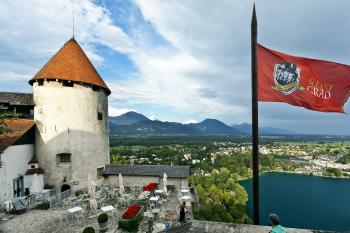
[29,38,110,191]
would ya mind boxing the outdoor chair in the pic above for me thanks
[74,209,85,225]
[159,211,165,219]
[63,199,71,209]
[59,212,70,226]
[118,197,125,206]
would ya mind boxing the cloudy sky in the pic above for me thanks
[0,0,350,135]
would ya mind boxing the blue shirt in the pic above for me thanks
[270,225,287,233]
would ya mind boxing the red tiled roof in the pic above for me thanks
[28,155,39,164]
[29,38,111,95]
[25,168,44,175]
[0,119,35,153]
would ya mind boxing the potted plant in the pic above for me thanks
[137,191,150,207]
[82,226,95,233]
[97,213,109,229]
[118,203,144,232]
[143,183,158,192]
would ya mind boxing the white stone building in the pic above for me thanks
[0,119,39,204]
[28,38,111,192]
[104,164,190,189]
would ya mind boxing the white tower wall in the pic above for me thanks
[33,80,109,191]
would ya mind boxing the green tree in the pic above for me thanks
[0,105,9,135]
[233,183,248,205]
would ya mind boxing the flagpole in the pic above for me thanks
[251,4,260,225]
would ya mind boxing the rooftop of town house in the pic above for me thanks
[0,92,34,106]
[0,119,35,153]
[104,164,190,178]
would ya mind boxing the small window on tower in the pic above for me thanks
[62,81,74,87]
[98,112,103,120]
[92,86,100,92]
[38,80,44,86]
[31,165,35,168]
[56,153,71,164]
[97,167,104,178]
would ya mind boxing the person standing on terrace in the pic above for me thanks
[269,213,287,233]
[179,201,187,222]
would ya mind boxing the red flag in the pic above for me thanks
[258,44,350,113]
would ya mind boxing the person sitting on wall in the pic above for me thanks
[269,213,287,233]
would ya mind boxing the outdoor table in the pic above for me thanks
[180,195,192,201]
[67,206,83,221]
[151,208,161,220]
[144,211,154,218]
[152,222,166,233]
[121,193,129,197]
[101,205,115,212]
[68,206,82,213]
[180,189,189,194]
[150,196,160,202]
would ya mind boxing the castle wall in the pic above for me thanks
[33,80,109,191]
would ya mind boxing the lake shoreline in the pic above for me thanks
[237,169,350,182]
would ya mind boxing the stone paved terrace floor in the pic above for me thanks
[0,210,345,233]
[0,187,194,233]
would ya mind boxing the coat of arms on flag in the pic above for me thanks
[272,62,304,95]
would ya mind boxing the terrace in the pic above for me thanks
[0,182,196,233]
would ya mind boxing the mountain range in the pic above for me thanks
[108,111,296,136]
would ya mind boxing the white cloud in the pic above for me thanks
[106,0,250,119]
[108,107,136,116]
[0,0,134,91]
[118,0,350,133]
[183,119,198,124]
[1,0,349,133]
[148,114,157,120]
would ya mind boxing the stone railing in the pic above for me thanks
[191,220,341,233]
[159,222,192,233]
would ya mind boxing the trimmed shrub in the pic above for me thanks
[75,190,84,197]
[97,213,108,223]
[82,227,95,233]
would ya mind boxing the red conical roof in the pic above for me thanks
[29,38,111,95]
[28,155,39,164]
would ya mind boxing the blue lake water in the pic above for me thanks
[239,172,350,232]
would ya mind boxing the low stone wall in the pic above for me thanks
[191,220,342,233]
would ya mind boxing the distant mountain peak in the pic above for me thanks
[108,111,297,136]
[194,118,242,135]
[233,122,297,135]
[122,111,145,117]
[109,111,149,126]
[201,118,221,122]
